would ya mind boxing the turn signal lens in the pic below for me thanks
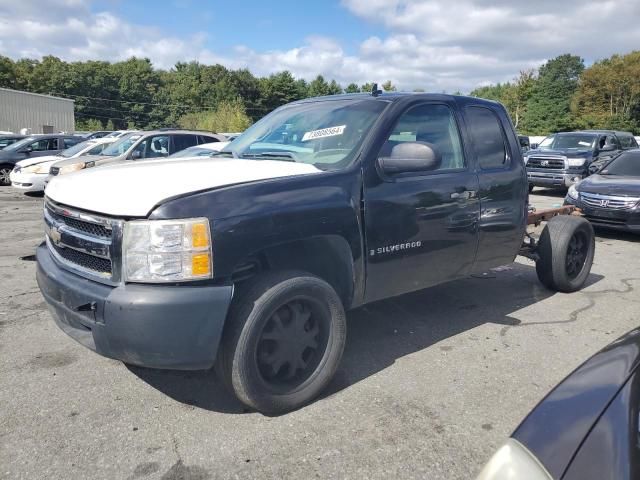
[191,253,211,276]
[191,222,209,248]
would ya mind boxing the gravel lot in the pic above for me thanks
[1,187,639,480]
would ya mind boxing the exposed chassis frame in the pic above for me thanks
[519,205,581,261]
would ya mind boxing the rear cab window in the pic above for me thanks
[465,106,510,169]
[618,135,638,149]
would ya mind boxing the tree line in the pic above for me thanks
[1,52,638,135]
[0,55,396,132]
[470,51,640,135]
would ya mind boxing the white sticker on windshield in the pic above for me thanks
[578,141,591,147]
[302,125,346,142]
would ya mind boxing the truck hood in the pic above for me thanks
[16,154,63,168]
[577,174,640,197]
[528,148,592,157]
[45,157,322,217]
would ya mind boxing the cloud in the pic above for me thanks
[0,0,639,92]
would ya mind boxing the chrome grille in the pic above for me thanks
[44,198,123,284]
[50,241,112,274]
[580,192,640,210]
[45,205,112,238]
[527,156,566,169]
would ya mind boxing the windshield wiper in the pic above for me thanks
[209,150,238,159]
[240,152,296,161]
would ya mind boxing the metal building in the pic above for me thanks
[0,88,75,134]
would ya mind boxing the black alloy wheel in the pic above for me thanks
[216,271,347,414]
[0,165,12,186]
[256,297,329,390]
[565,231,589,280]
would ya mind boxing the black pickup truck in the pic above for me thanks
[37,92,596,413]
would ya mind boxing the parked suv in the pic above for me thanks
[524,130,638,190]
[48,130,227,178]
[0,134,82,186]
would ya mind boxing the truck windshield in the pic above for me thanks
[539,134,596,150]
[102,134,142,156]
[225,98,389,170]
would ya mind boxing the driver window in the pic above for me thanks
[382,104,465,170]
[29,139,51,151]
[147,135,169,158]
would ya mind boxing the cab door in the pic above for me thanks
[362,101,480,303]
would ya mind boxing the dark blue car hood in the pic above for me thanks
[513,328,640,479]
[577,174,640,197]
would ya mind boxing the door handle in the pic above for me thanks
[451,190,477,200]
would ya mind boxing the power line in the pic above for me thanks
[50,91,270,112]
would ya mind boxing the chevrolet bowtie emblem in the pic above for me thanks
[49,225,62,245]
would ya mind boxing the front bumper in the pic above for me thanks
[527,170,584,188]
[10,170,47,192]
[564,198,640,233]
[36,243,234,370]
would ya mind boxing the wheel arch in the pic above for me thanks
[230,235,356,309]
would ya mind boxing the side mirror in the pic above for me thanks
[530,143,538,150]
[23,146,33,154]
[130,150,143,160]
[378,142,442,175]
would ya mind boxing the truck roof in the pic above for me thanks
[289,92,501,108]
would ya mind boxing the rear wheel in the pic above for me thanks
[216,271,346,414]
[0,164,12,186]
[535,215,595,292]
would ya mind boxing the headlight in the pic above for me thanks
[567,184,579,200]
[123,218,212,282]
[22,163,51,174]
[567,157,586,167]
[58,162,86,175]
[476,439,552,480]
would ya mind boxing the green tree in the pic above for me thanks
[327,79,343,95]
[259,71,302,113]
[381,80,397,92]
[521,54,584,134]
[344,83,360,93]
[178,98,252,132]
[572,51,640,132]
[106,119,115,131]
[308,75,330,97]
[75,118,103,131]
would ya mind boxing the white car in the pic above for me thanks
[167,141,231,158]
[10,137,116,193]
[104,130,140,138]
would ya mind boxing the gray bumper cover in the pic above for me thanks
[36,243,233,370]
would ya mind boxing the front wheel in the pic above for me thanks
[0,164,13,186]
[216,271,347,414]
[535,215,595,292]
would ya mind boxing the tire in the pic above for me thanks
[216,271,347,414]
[0,164,13,187]
[535,215,595,292]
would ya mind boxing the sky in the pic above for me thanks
[0,0,639,93]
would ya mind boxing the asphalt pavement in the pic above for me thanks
[1,187,639,480]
